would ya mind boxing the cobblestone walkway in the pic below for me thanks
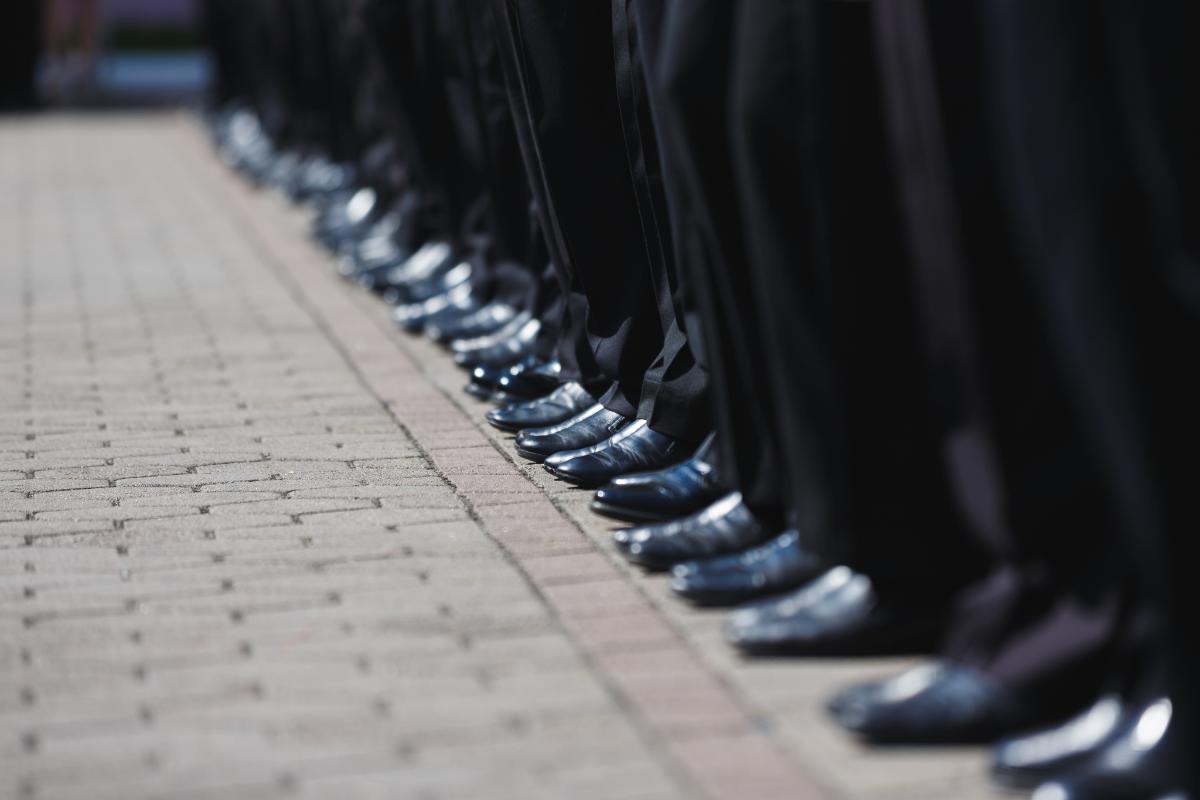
[1,113,996,800]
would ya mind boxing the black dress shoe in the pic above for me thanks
[613,493,770,571]
[544,421,688,489]
[514,404,629,462]
[453,318,542,368]
[992,695,1128,789]
[316,189,368,248]
[343,220,424,281]
[383,258,472,306]
[380,248,462,300]
[465,355,541,400]
[495,360,562,400]
[670,529,828,607]
[426,302,517,344]
[450,312,532,356]
[725,567,942,654]
[289,156,354,202]
[487,382,595,433]
[591,456,723,523]
[1030,699,1181,800]
[827,660,1035,744]
[392,284,476,333]
[360,240,454,293]
[351,255,405,290]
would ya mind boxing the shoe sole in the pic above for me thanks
[514,446,547,463]
[463,382,494,401]
[486,412,576,435]
[732,624,940,659]
[589,500,676,524]
[989,769,1045,794]
[671,587,777,608]
[623,555,678,573]
[543,464,608,490]
[619,548,682,572]
[485,416,525,434]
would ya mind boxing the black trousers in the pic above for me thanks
[357,1,543,318]
[490,0,708,440]
[873,0,1136,716]
[979,0,1199,775]
[718,0,982,594]
[335,0,408,202]
[641,0,783,514]
[362,0,464,245]
[0,1,40,112]
[611,0,712,441]
[202,0,249,111]
[437,0,547,313]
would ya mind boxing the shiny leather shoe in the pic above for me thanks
[464,355,541,401]
[544,421,688,489]
[671,529,828,607]
[1030,699,1180,800]
[288,156,354,202]
[827,661,1034,744]
[383,258,472,306]
[450,311,532,356]
[514,404,629,462]
[487,382,595,433]
[392,283,476,333]
[315,185,376,244]
[725,567,941,654]
[426,302,517,344]
[992,694,1128,789]
[495,360,562,400]
[613,493,770,571]
[351,255,406,290]
[591,456,723,523]
[349,233,429,290]
[454,318,542,369]
[336,206,420,272]
[363,240,454,293]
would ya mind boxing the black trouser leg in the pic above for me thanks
[489,0,668,417]
[435,0,543,312]
[869,0,1132,715]
[612,0,711,442]
[728,1,974,586]
[649,0,780,508]
[979,0,1200,767]
[0,1,40,111]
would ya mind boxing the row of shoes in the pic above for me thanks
[209,104,1183,799]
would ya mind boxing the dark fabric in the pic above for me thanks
[650,0,777,510]
[979,0,1199,773]
[0,0,40,111]
[727,0,980,596]
[612,0,711,442]
[490,0,672,419]
[337,0,407,199]
[438,0,544,311]
[289,0,355,160]
[362,0,462,243]
[872,0,1132,714]
[202,0,248,110]
[0,1,39,111]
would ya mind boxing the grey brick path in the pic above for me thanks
[0,113,998,800]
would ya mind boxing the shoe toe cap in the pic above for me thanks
[826,683,880,730]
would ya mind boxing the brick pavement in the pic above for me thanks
[0,113,999,800]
